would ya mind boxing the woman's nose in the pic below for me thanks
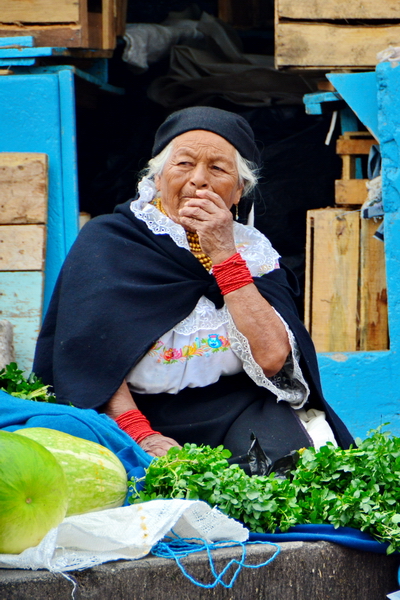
[190,164,210,188]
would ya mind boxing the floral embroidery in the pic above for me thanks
[148,334,230,364]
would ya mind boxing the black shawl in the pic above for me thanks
[33,199,353,449]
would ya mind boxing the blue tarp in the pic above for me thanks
[0,391,152,481]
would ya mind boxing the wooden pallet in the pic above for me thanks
[305,209,388,352]
[0,0,127,50]
[0,152,48,372]
[275,0,400,69]
[305,129,388,352]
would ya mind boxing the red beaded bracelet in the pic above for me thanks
[212,252,253,295]
[115,409,160,444]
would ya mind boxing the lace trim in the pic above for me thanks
[226,309,310,407]
[130,178,280,275]
[173,296,229,335]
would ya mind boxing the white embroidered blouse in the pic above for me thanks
[125,179,337,449]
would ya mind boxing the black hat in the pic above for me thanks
[152,107,261,167]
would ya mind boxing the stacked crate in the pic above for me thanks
[0,153,48,373]
[275,0,400,70]
[304,133,388,352]
[0,0,127,51]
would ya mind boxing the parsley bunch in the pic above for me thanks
[129,427,400,554]
[0,362,56,402]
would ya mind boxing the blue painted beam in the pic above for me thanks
[327,72,379,141]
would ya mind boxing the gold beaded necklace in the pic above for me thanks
[152,197,213,271]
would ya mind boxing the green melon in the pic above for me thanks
[0,430,68,554]
[15,428,128,516]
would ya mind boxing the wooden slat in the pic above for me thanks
[116,0,128,36]
[275,22,400,68]
[304,211,314,331]
[307,208,360,352]
[0,225,46,271]
[335,179,368,205]
[0,272,44,374]
[359,219,388,350]
[0,153,48,224]
[0,24,85,48]
[101,0,117,50]
[0,0,81,23]
[336,138,376,155]
[277,0,400,21]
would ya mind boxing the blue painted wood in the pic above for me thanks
[327,72,380,142]
[0,70,79,313]
[0,272,43,374]
[316,63,400,440]
[340,107,360,134]
[303,91,342,115]
[0,36,34,47]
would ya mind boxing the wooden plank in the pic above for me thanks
[116,0,128,36]
[307,208,360,352]
[335,179,368,205]
[0,272,44,374]
[336,138,376,155]
[0,24,85,48]
[275,22,400,68]
[359,219,388,350]
[0,0,81,23]
[102,0,117,50]
[0,225,46,271]
[304,211,314,331]
[277,0,400,21]
[0,153,48,224]
[88,12,104,50]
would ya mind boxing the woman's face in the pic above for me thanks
[154,130,243,225]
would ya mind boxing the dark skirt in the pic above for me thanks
[134,371,313,471]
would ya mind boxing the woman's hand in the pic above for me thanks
[139,434,182,457]
[178,190,237,265]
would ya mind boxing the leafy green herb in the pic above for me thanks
[0,362,56,403]
[129,426,400,554]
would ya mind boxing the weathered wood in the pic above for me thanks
[0,0,81,23]
[0,272,44,374]
[0,24,86,48]
[335,179,368,205]
[277,0,400,21]
[304,210,314,332]
[0,225,46,271]
[116,0,128,36]
[359,219,388,350]
[336,138,377,155]
[306,208,360,352]
[0,153,48,224]
[102,0,117,50]
[275,22,400,68]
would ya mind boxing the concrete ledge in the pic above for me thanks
[0,541,399,600]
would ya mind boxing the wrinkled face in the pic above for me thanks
[154,130,243,224]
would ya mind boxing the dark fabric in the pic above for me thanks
[135,371,313,469]
[152,106,261,166]
[33,198,354,453]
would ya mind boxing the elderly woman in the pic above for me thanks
[33,107,353,468]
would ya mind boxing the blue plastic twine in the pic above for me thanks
[151,532,281,589]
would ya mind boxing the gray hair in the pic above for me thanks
[140,139,259,197]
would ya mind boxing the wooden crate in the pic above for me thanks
[275,0,400,69]
[0,0,127,50]
[305,209,388,352]
[0,152,48,373]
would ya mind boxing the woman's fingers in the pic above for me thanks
[139,434,182,457]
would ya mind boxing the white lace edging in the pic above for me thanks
[226,309,310,407]
[172,297,230,335]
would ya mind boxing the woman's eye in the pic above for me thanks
[178,161,191,166]
[212,165,223,171]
